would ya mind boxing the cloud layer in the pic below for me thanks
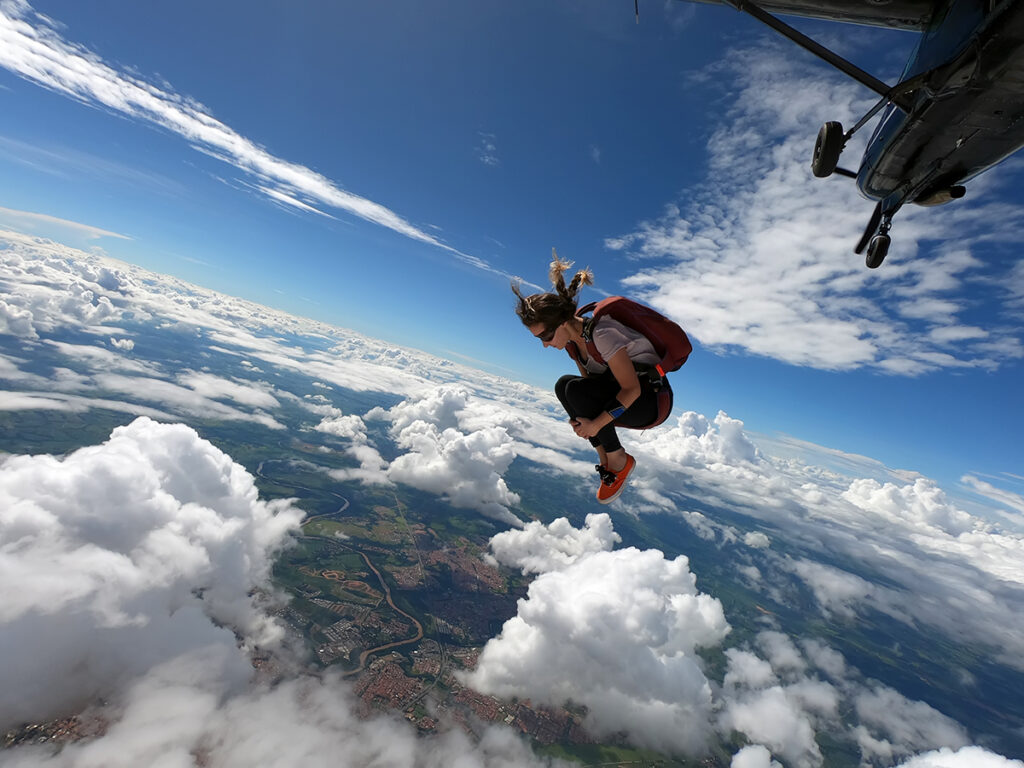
[0,416,563,768]
[465,516,1019,767]
[609,42,1024,374]
[1,232,1022,765]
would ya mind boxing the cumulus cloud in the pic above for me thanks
[464,519,990,766]
[315,408,390,484]
[854,685,969,764]
[744,531,771,549]
[0,417,303,729]
[717,634,845,768]
[714,633,984,768]
[368,386,523,524]
[0,297,38,338]
[719,683,824,768]
[387,420,521,525]
[0,386,568,768]
[464,517,730,756]
[368,385,469,433]
[0,415,563,768]
[317,412,370,440]
[634,410,761,469]
[732,744,783,768]
[616,406,1024,675]
[487,513,620,574]
[842,477,977,536]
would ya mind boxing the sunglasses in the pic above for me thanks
[535,325,558,343]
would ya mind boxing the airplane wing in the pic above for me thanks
[683,0,935,30]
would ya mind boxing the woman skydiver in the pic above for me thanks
[512,253,672,504]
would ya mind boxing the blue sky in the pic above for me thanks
[0,0,1021,496]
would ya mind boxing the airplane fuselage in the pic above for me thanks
[857,0,1024,204]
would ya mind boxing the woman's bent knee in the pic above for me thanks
[555,374,577,399]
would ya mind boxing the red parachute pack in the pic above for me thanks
[567,296,692,429]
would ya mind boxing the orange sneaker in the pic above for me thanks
[596,454,635,504]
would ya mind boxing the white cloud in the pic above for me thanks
[464,517,730,756]
[611,42,1024,373]
[799,638,848,681]
[0,297,38,338]
[365,386,524,524]
[714,635,984,768]
[842,477,977,536]
[0,390,175,420]
[961,474,1024,528]
[744,531,771,549]
[487,512,620,574]
[855,685,969,764]
[368,384,469,433]
[176,370,281,409]
[2,647,565,768]
[720,685,823,768]
[315,409,390,485]
[387,420,521,525]
[0,6,511,277]
[732,744,783,768]
[1,227,1022,765]
[0,204,130,240]
[87,372,286,429]
[0,405,560,768]
[757,631,807,676]
[896,747,1024,768]
[634,410,761,468]
[617,407,1024,670]
[0,416,303,730]
[718,640,838,768]
[316,412,368,440]
[788,559,877,619]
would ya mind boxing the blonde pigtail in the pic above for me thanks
[512,249,597,328]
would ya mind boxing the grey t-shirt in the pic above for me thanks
[581,316,659,374]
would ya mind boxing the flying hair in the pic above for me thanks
[512,248,594,328]
[549,248,594,305]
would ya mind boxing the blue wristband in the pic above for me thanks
[608,403,626,419]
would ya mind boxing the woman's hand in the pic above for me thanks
[571,417,601,439]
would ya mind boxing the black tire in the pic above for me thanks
[865,234,890,268]
[811,121,844,178]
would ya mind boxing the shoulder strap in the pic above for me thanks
[574,306,605,366]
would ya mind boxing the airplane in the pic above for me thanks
[655,0,1024,267]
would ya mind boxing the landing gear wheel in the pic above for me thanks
[811,121,844,178]
[865,234,890,268]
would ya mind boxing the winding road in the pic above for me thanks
[254,458,424,675]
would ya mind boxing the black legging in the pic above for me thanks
[555,370,660,453]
